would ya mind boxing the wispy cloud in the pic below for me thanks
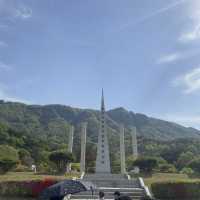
[179,25,200,43]
[15,5,32,19]
[0,1,32,21]
[173,67,200,94]
[160,113,200,129]
[157,49,200,64]
[0,61,12,71]
[119,0,188,31]
[157,53,181,64]
[0,83,30,104]
[179,0,200,43]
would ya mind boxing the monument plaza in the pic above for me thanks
[67,90,151,199]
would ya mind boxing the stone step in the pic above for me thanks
[76,191,143,195]
[75,174,145,199]
[70,194,144,199]
[82,174,140,188]
[76,188,144,195]
[87,179,138,183]
[70,195,144,199]
[72,194,143,198]
[85,181,139,188]
[98,187,143,191]
[71,195,143,198]
[83,174,127,180]
[71,193,143,197]
[70,188,145,200]
[71,199,142,200]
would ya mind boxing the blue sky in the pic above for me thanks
[0,0,200,129]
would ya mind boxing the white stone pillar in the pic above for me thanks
[120,124,126,174]
[80,123,87,174]
[131,126,139,173]
[68,125,74,153]
[131,127,138,158]
[67,125,74,172]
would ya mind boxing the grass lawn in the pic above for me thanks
[1,172,200,188]
[143,173,200,188]
[0,172,80,182]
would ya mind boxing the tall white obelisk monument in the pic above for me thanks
[95,89,111,173]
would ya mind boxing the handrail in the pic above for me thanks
[138,177,152,198]
[125,172,131,180]
[144,185,152,197]
[80,172,85,179]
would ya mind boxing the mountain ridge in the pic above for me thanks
[0,100,199,141]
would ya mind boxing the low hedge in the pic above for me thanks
[0,178,58,197]
[151,181,200,199]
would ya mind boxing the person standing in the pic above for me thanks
[114,191,121,200]
[99,191,105,200]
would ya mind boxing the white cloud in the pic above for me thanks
[0,84,30,104]
[0,61,11,71]
[0,1,32,21]
[179,0,200,43]
[157,50,200,64]
[160,113,200,129]
[179,25,200,42]
[157,53,181,64]
[119,0,188,31]
[173,67,200,94]
[15,6,32,19]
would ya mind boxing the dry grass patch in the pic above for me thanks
[144,173,200,188]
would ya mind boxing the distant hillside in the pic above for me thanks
[0,100,199,141]
[107,107,200,140]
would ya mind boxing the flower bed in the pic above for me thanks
[0,178,58,197]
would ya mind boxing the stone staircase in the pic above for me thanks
[70,174,146,200]
[83,174,140,188]
[70,187,145,200]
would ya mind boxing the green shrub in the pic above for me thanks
[133,157,158,173]
[0,160,18,174]
[176,151,194,170]
[71,163,80,172]
[49,150,74,173]
[14,164,31,172]
[0,145,19,174]
[158,163,176,173]
[0,181,32,197]
[151,181,200,199]
[180,167,194,175]
[188,158,200,173]
[18,148,34,166]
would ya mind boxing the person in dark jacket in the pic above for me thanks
[99,191,105,200]
[114,191,121,200]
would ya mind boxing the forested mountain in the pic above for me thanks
[0,100,199,141]
[0,100,200,172]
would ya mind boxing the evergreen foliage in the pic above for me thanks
[0,145,19,174]
[132,157,158,173]
[0,101,200,173]
[49,151,74,173]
